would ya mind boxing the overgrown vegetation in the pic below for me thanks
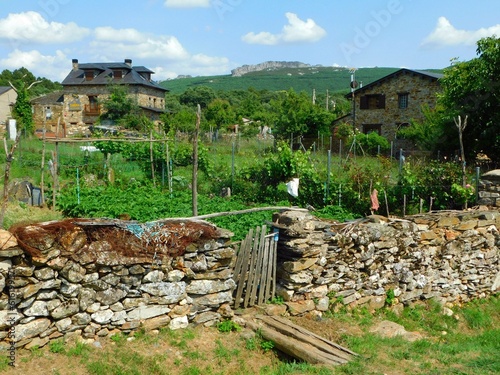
[1,134,478,235]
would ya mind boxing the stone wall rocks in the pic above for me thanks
[0,219,236,350]
[272,210,500,315]
[1,209,499,349]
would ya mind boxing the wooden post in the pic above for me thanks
[384,189,390,217]
[40,114,46,206]
[166,142,172,197]
[0,134,21,228]
[454,115,468,188]
[51,150,57,210]
[192,104,201,216]
[150,130,155,186]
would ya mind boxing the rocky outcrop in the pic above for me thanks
[272,209,500,316]
[231,61,312,77]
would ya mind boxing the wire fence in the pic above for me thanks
[6,133,491,217]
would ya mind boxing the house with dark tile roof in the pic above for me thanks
[53,58,168,136]
[343,68,443,153]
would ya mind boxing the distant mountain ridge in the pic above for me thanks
[161,65,442,95]
[231,61,317,77]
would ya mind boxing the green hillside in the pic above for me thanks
[160,66,434,96]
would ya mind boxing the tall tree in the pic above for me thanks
[205,98,235,139]
[99,85,136,123]
[179,86,216,109]
[270,89,334,140]
[438,36,500,157]
[10,78,42,135]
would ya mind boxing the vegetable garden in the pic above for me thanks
[2,131,479,240]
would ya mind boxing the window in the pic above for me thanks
[113,70,122,79]
[360,94,385,110]
[85,95,99,115]
[84,71,95,81]
[362,124,382,135]
[398,93,409,109]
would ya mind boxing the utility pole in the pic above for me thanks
[192,104,201,216]
[350,68,358,128]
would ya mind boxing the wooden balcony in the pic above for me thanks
[84,104,100,115]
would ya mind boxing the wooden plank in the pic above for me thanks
[249,225,267,306]
[257,315,357,359]
[244,226,261,307]
[258,235,271,305]
[264,235,275,302]
[245,318,351,366]
[233,230,251,283]
[270,231,278,299]
[233,229,253,309]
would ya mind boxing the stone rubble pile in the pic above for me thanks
[272,210,500,316]
[0,219,236,350]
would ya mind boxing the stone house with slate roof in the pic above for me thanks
[37,58,168,137]
[344,68,443,153]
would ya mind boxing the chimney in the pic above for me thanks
[72,59,79,71]
[124,59,132,67]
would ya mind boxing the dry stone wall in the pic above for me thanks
[1,209,499,351]
[272,210,500,316]
[0,219,236,351]
[478,169,500,207]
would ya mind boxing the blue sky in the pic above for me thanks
[1,0,499,82]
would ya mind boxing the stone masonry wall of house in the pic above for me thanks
[62,86,165,135]
[0,219,236,350]
[271,210,499,316]
[355,73,441,141]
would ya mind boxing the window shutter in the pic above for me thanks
[378,95,386,109]
[360,95,368,109]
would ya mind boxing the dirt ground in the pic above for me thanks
[1,310,360,375]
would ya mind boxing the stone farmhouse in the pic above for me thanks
[344,68,443,153]
[0,86,17,135]
[32,59,168,137]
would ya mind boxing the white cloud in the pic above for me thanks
[90,26,230,80]
[0,12,90,44]
[92,27,190,60]
[241,32,280,46]
[422,17,500,47]
[164,0,210,8]
[0,49,70,81]
[242,12,326,45]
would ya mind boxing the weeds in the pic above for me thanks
[217,320,242,333]
[48,339,65,354]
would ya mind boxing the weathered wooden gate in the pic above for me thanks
[233,225,278,308]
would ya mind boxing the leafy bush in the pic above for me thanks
[354,132,391,155]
